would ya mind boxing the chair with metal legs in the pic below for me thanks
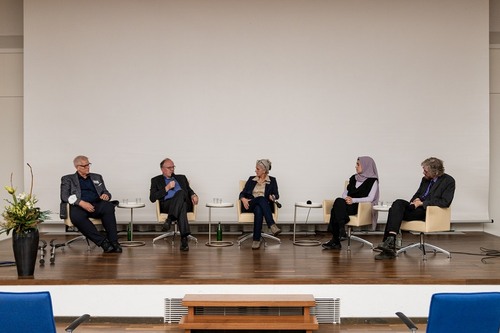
[396,206,451,260]
[153,200,197,244]
[323,199,374,250]
[63,203,102,250]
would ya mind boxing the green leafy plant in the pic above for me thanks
[1,163,50,235]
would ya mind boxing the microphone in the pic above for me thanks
[271,195,282,209]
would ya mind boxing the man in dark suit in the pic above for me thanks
[375,157,455,260]
[149,158,198,251]
[60,155,121,253]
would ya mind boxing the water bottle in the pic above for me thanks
[216,222,223,241]
[396,232,402,248]
[127,224,132,241]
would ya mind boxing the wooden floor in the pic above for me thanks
[2,231,498,332]
[0,230,499,285]
[55,321,426,333]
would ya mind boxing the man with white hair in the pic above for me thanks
[60,155,121,253]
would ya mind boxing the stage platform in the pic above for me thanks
[1,231,499,320]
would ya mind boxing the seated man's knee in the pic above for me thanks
[392,199,407,207]
[102,201,116,213]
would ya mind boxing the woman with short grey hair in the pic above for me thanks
[239,159,281,249]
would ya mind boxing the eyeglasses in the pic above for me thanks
[163,165,175,170]
[78,163,92,168]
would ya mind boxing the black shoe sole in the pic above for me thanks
[374,252,396,260]
[378,246,396,255]
[322,244,342,250]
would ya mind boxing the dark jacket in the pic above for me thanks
[239,176,279,200]
[239,175,279,211]
[411,173,455,208]
[59,172,111,219]
[149,173,195,212]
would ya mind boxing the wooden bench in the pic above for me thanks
[179,294,319,333]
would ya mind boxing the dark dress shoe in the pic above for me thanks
[180,237,189,251]
[374,251,396,260]
[162,217,173,231]
[322,239,342,250]
[100,240,115,253]
[376,235,396,254]
[111,241,122,253]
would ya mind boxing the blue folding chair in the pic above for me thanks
[397,292,500,333]
[0,291,90,333]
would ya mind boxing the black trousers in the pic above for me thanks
[69,200,118,245]
[383,199,426,240]
[159,189,191,237]
[328,198,358,243]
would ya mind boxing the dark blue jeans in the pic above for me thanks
[244,196,276,241]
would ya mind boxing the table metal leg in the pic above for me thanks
[205,206,233,247]
[208,207,212,244]
[293,205,321,246]
[121,208,146,247]
[293,206,297,243]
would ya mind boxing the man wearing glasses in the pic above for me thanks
[60,155,121,253]
[149,157,198,251]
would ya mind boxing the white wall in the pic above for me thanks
[0,0,22,35]
[1,284,499,318]
[1,0,499,235]
[22,0,491,225]
[0,0,23,241]
[487,0,500,237]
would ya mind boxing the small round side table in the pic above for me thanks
[206,202,234,247]
[117,202,146,247]
[293,202,322,246]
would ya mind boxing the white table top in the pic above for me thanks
[118,202,146,208]
[373,205,391,211]
[206,202,234,208]
[295,202,322,208]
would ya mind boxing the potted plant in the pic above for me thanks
[1,164,50,278]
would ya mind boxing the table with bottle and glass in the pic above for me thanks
[117,199,146,247]
[205,201,234,247]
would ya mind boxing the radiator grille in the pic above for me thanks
[164,298,187,323]
[312,298,341,324]
[164,297,340,324]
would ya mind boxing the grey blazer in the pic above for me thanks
[59,172,112,219]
